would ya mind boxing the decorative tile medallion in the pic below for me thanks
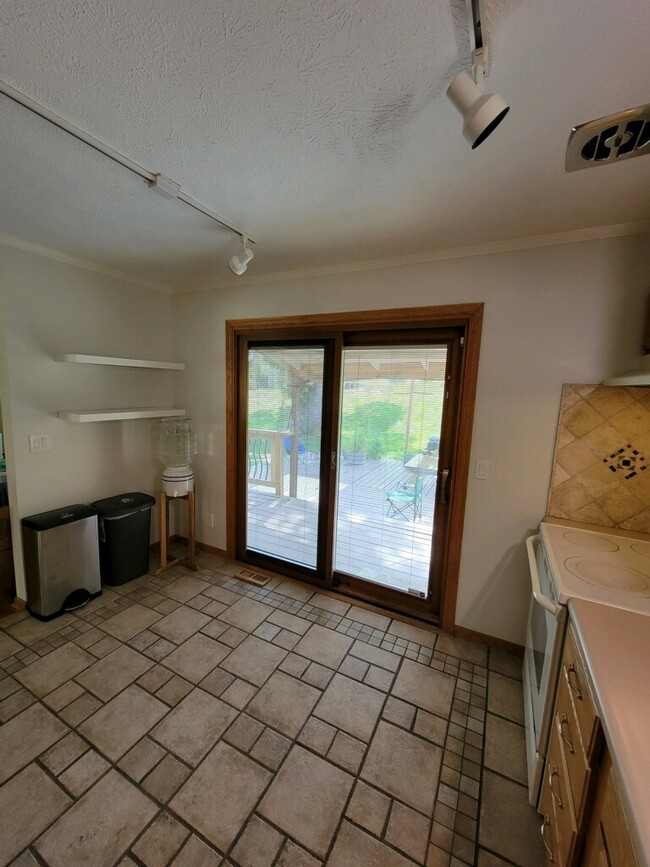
[603,444,647,479]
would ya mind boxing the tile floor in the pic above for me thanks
[0,553,545,867]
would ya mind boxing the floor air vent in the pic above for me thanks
[566,103,650,171]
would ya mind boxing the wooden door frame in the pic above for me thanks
[225,303,483,633]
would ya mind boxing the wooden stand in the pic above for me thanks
[156,490,198,575]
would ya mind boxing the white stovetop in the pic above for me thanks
[540,519,650,615]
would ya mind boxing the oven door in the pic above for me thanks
[523,534,567,806]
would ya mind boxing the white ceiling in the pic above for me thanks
[1,0,649,291]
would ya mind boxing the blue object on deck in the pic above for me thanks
[284,437,306,455]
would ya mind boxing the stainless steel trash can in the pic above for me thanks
[22,504,101,620]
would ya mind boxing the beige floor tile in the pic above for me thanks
[151,688,237,765]
[170,834,223,866]
[489,649,523,681]
[203,585,241,605]
[43,680,85,711]
[298,716,337,755]
[156,674,194,706]
[142,754,191,803]
[314,673,385,742]
[219,597,272,632]
[231,815,284,867]
[15,643,95,696]
[392,659,455,717]
[435,634,488,666]
[382,696,416,729]
[131,811,190,867]
[221,678,258,709]
[349,639,400,672]
[59,749,111,797]
[40,731,89,775]
[479,771,546,866]
[413,709,448,745]
[385,801,430,862]
[327,820,415,867]
[327,731,366,773]
[346,780,391,836]
[0,686,36,721]
[267,609,312,635]
[309,593,350,616]
[487,672,524,724]
[387,620,438,648]
[249,728,291,771]
[100,604,163,642]
[0,702,69,783]
[293,624,354,668]
[118,737,166,782]
[247,671,320,738]
[151,606,211,644]
[221,635,287,686]
[258,745,353,859]
[75,644,153,700]
[161,576,211,603]
[163,633,230,683]
[484,714,527,784]
[361,721,442,815]
[346,606,392,631]
[223,713,265,752]
[35,770,157,867]
[0,631,22,661]
[5,612,78,644]
[477,849,515,866]
[59,691,103,727]
[0,763,71,864]
[171,741,271,851]
[78,684,169,761]
[273,580,314,602]
[277,839,321,867]
[10,849,40,867]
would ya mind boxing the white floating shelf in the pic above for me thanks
[58,408,186,423]
[56,354,185,370]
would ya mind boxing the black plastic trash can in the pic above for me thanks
[91,492,155,586]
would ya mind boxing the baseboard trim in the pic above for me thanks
[453,624,524,656]
[12,596,27,611]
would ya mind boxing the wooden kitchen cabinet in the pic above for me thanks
[539,622,639,867]
[582,752,639,867]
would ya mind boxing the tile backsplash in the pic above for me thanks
[547,384,650,532]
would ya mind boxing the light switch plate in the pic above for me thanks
[475,459,490,480]
[29,433,52,453]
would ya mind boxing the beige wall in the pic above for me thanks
[172,234,650,645]
[0,245,176,599]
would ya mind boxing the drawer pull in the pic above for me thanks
[565,663,583,700]
[548,764,563,808]
[560,714,574,753]
[541,815,554,862]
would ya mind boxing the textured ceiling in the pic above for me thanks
[1,0,649,290]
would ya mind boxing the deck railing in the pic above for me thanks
[247,429,292,496]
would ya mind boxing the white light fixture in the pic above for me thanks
[228,236,255,276]
[446,1,509,148]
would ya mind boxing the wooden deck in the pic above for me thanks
[247,457,437,595]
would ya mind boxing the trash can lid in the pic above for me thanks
[91,492,156,517]
[22,504,96,531]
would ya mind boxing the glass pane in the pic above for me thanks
[246,346,324,569]
[334,345,447,595]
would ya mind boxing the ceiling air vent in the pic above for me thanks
[566,103,650,172]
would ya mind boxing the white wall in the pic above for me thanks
[173,234,650,645]
[0,245,176,599]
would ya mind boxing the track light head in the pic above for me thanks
[446,70,509,148]
[228,238,254,276]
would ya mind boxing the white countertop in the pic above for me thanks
[568,598,650,867]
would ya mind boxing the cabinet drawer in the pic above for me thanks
[546,711,582,866]
[556,673,593,824]
[562,625,600,759]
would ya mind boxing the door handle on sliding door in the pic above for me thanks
[439,468,451,504]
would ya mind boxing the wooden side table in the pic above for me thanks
[156,489,198,575]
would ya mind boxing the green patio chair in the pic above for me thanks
[385,474,424,520]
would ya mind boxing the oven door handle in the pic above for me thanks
[526,534,561,616]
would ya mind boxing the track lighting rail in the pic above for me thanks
[0,79,256,245]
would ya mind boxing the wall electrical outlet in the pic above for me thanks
[475,459,490,480]
[205,512,214,528]
[29,433,52,453]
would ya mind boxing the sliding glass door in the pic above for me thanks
[234,324,465,622]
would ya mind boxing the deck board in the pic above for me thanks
[247,457,436,594]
